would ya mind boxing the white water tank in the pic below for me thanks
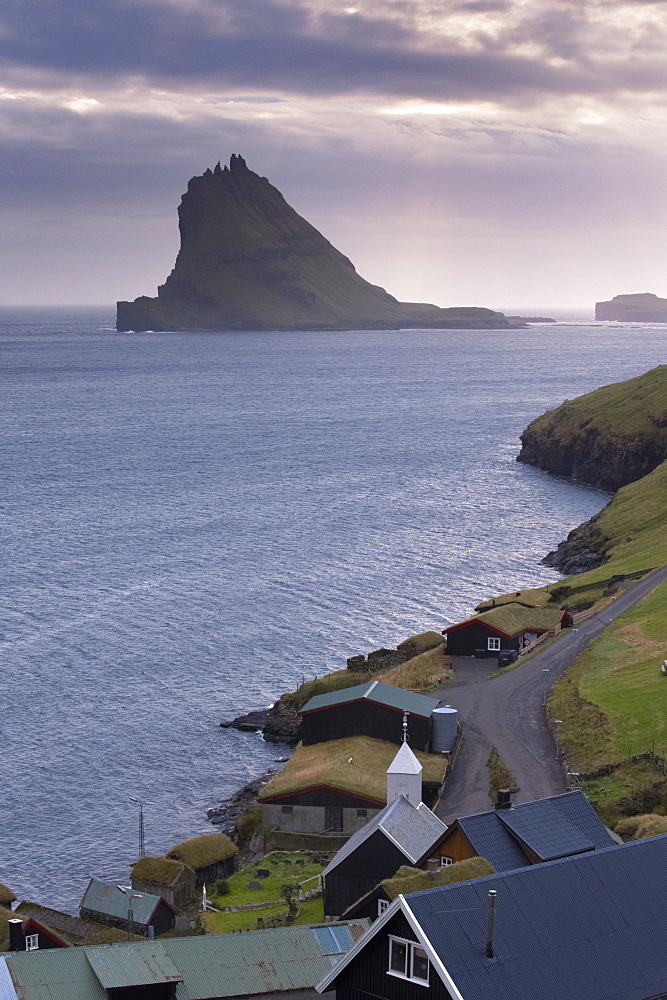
[432,705,458,753]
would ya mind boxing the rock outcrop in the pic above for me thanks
[118,155,525,333]
[517,365,667,492]
[595,293,667,322]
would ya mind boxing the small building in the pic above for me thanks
[317,834,667,1000]
[322,794,447,918]
[14,901,128,946]
[300,682,439,751]
[259,736,447,851]
[166,833,238,886]
[0,908,70,953]
[80,878,176,937]
[0,919,370,1000]
[443,603,571,657]
[342,858,495,921]
[428,789,617,871]
[131,856,197,909]
[0,884,16,910]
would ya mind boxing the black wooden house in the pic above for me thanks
[300,682,439,751]
[443,603,570,658]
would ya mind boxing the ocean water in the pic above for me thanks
[1,307,665,912]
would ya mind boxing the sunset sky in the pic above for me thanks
[2,0,666,310]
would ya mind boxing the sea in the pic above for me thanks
[1,306,665,913]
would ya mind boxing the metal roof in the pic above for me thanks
[300,681,440,719]
[86,943,183,989]
[0,959,17,1000]
[80,879,163,925]
[455,791,615,871]
[0,920,369,1000]
[323,796,447,875]
[386,742,422,775]
[403,833,667,1000]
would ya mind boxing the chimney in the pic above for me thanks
[495,788,512,810]
[426,859,440,873]
[485,890,497,959]
[8,919,24,951]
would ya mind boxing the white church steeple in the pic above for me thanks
[386,712,422,806]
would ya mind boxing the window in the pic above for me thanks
[440,856,453,866]
[378,899,390,916]
[356,809,368,818]
[281,805,293,815]
[388,936,429,985]
[487,637,501,651]
[25,934,39,952]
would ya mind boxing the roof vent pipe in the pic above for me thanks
[495,788,512,810]
[485,890,497,959]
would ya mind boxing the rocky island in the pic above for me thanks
[117,155,532,333]
[595,293,667,322]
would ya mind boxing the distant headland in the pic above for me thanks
[117,155,540,333]
[595,292,667,322]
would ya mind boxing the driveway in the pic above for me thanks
[434,563,667,824]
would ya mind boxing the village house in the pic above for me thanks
[429,789,618,870]
[12,901,128,947]
[0,919,370,1000]
[0,908,70,953]
[131,856,197,909]
[317,833,667,1000]
[80,878,176,937]
[300,682,440,751]
[259,735,447,852]
[166,833,238,886]
[443,603,571,657]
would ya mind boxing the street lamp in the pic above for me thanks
[554,720,563,760]
[129,797,153,858]
[541,668,549,707]
[117,885,143,942]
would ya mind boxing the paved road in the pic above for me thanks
[435,564,667,824]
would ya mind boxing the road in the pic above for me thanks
[434,564,667,824]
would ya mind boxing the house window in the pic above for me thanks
[25,935,39,951]
[487,637,501,651]
[378,899,390,916]
[281,805,293,815]
[356,809,368,818]
[440,856,453,866]
[388,936,430,985]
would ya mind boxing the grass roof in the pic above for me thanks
[382,857,495,899]
[398,631,445,653]
[259,735,447,803]
[166,833,238,868]
[131,856,193,884]
[380,644,449,691]
[614,814,667,842]
[0,883,16,905]
[449,603,564,637]
[0,906,20,951]
[475,588,551,612]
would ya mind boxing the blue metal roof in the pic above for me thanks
[456,791,614,870]
[405,834,667,1000]
[301,681,439,719]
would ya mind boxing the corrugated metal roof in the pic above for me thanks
[456,791,614,871]
[323,796,447,875]
[0,958,17,1000]
[86,943,183,989]
[404,834,667,1000]
[300,681,439,719]
[80,880,162,925]
[1,920,369,1000]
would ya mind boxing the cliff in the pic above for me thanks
[118,155,522,333]
[517,365,667,493]
[595,293,667,322]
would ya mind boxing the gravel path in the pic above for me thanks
[435,564,667,824]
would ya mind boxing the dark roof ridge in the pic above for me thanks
[456,788,585,822]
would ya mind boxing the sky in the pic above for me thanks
[1,0,666,310]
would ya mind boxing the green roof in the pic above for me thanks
[0,920,371,999]
[259,735,447,803]
[446,603,565,638]
[0,885,15,907]
[381,857,496,898]
[81,879,166,925]
[475,588,551,612]
[166,833,238,869]
[131,856,194,885]
[301,680,439,719]
[14,902,128,945]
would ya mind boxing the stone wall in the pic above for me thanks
[346,642,417,674]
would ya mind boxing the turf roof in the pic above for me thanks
[131,856,194,885]
[258,735,446,803]
[475,588,551,612]
[166,833,238,868]
[381,857,495,898]
[0,884,15,906]
[446,602,565,637]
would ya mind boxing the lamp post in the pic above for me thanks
[129,797,153,858]
[117,886,143,942]
[554,720,563,760]
[541,668,549,708]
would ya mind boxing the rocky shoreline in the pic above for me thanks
[542,512,609,575]
[220,696,302,743]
